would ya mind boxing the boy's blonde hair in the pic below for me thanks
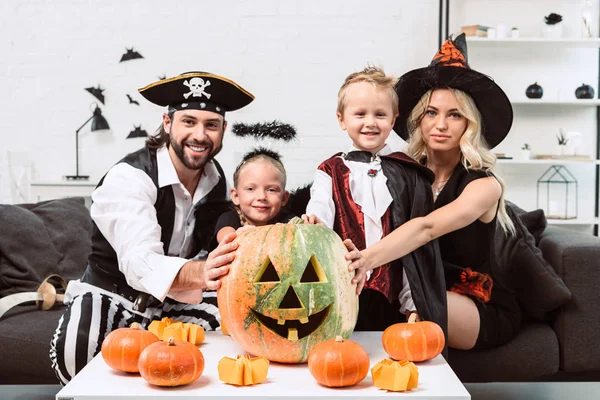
[405,88,515,235]
[337,66,399,115]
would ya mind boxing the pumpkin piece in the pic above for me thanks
[101,322,159,373]
[138,337,204,387]
[186,323,205,345]
[218,354,269,386]
[162,323,186,342]
[382,320,445,362]
[371,359,419,392]
[218,219,358,363]
[308,336,369,387]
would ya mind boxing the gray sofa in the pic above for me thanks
[1,197,599,384]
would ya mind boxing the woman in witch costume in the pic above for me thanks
[348,33,521,350]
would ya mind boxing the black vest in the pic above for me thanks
[83,147,230,297]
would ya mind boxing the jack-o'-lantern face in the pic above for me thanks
[218,221,358,363]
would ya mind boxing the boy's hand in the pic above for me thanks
[301,214,325,225]
[342,239,366,295]
[204,232,238,290]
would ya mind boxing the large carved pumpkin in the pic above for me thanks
[218,220,358,363]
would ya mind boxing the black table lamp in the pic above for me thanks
[64,104,110,181]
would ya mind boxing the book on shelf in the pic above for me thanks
[461,25,489,37]
[534,154,593,161]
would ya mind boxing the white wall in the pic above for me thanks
[0,0,439,192]
[1,0,598,234]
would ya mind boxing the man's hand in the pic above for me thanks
[343,239,366,295]
[301,214,325,225]
[204,232,238,290]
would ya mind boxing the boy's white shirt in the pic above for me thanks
[306,144,415,314]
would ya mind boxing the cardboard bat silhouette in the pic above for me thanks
[127,125,148,139]
[158,74,166,80]
[126,94,140,105]
[85,86,105,104]
[120,48,144,62]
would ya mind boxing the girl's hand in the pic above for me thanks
[343,239,367,295]
[301,214,325,225]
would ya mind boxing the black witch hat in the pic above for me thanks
[393,33,513,149]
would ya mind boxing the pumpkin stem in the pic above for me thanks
[335,335,344,342]
[408,313,418,323]
[288,216,305,225]
[130,322,141,329]
[167,337,175,346]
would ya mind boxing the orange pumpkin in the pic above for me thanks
[138,337,204,386]
[307,336,369,387]
[382,320,445,362]
[101,322,159,373]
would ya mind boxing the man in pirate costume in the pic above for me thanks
[306,66,448,337]
[348,34,522,351]
[50,72,254,384]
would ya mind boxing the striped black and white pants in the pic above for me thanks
[49,290,220,385]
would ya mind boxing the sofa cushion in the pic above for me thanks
[0,197,92,297]
[448,323,559,382]
[495,202,572,321]
[0,303,65,384]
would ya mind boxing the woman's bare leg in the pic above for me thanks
[447,291,480,350]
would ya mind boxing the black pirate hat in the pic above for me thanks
[393,33,512,149]
[138,71,254,116]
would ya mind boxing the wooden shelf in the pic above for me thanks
[510,99,600,106]
[466,37,600,48]
[497,159,600,165]
[547,217,600,225]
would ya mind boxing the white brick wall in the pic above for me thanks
[0,0,438,193]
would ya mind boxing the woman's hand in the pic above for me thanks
[343,239,367,295]
[301,214,325,226]
[204,232,238,290]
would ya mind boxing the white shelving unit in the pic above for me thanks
[511,99,600,106]
[466,37,600,48]
[497,159,600,165]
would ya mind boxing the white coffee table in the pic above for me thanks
[56,331,470,399]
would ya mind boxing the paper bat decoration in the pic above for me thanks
[119,48,144,62]
[126,94,140,105]
[85,86,105,104]
[127,125,149,139]
[158,74,166,80]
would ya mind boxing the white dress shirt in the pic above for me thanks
[306,144,415,314]
[65,146,225,314]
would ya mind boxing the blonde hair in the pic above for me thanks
[405,88,515,235]
[337,66,399,115]
[232,152,287,226]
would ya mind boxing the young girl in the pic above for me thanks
[213,148,294,245]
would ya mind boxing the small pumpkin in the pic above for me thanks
[307,336,369,387]
[371,359,419,392]
[575,83,595,99]
[148,317,205,345]
[526,82,543,99]
[101,322,159,373]
[382,320,445,362]
[218,217,358,363]
[138,337,205,386]
[218,354,269,386]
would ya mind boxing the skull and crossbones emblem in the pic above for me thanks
[183,78,211,99]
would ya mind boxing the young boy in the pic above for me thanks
[306,66,447,332]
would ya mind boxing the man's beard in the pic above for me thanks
[170,135,222,171]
